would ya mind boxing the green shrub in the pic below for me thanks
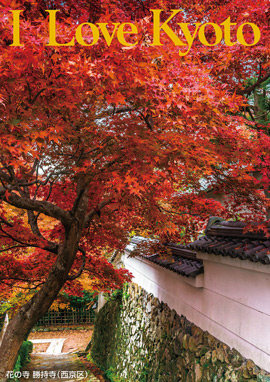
[103,288,123,302]
[12,341,33,381]
[63,290,98,309]
[19,340,33,368]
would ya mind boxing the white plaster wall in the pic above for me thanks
[98,292,106,312]
[123,253,270,372]
[0,313,9,347]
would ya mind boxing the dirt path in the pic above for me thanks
[20,353,100,382]
[28,328,93,354]
[18,328,101,381]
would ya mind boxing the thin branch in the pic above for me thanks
[246,106,256,122]
[0,225,34,247]
[0,225,58,254]
[34,180,54,224]
[67,247,86,280]
[236,71,270,96]
[158,205,200,217]
[95,105,136,120]
[0,245,28,253]
[0,169,11,183]
[85,199,112,224]
[0,188,72,227]
[0,215,13,227]
[0,279,44,290]
[31,88,46,105]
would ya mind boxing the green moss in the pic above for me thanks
[91,292,122,372]
[10,341,33,382]
[90,283,270,382]
[105,367,126,382]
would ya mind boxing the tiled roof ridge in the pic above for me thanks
[163,242,199,261]
[129,237,199,261]
[206,218,270,240]
[187,218,270,265]
[128,219,270,269]
[128,236,203,278]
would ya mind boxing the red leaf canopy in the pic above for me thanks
[0,0,269,299]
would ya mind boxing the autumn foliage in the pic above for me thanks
[0,0,269,344]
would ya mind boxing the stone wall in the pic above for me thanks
[91,283,270,382]
[123,253,270,370]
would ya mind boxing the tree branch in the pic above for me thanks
[0,188,72,227]
[85,199,112,224]
[0,245,28,253]
[66,247,86,280]
[236,71,270,96]
[95,105,136,120]
[0,225,59,254]
[158,205,200,217]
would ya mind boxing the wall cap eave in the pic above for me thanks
[123,252,204,288]
[196,251,270,274]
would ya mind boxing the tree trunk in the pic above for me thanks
[0,223,80,381]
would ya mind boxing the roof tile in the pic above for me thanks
[189,221,270,265]
[128,237,204,278]
[126,220,270,280]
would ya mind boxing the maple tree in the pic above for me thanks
[0,0,270,376]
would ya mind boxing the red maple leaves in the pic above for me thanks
[0,0,269,301]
